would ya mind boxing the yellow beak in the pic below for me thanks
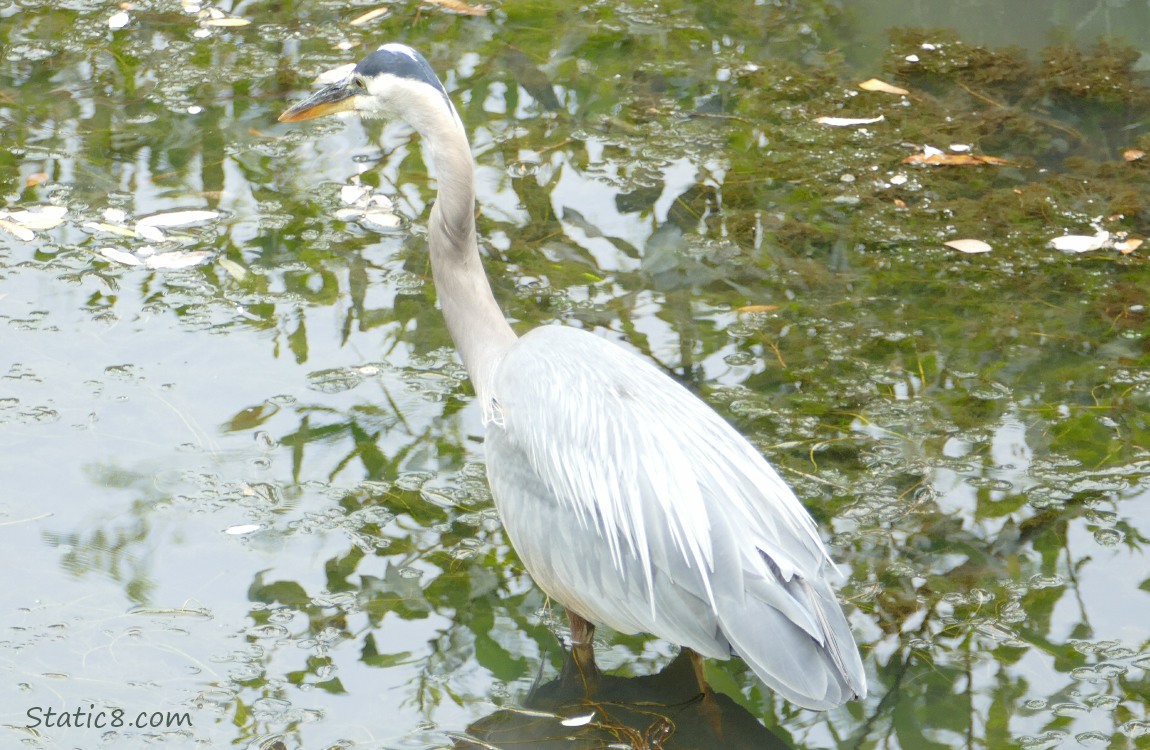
[278,80,358,122]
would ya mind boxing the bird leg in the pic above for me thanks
[685,647,724,739]
[559,609,600,692]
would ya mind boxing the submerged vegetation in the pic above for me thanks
[1,0,1148,748]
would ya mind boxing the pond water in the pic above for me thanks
[2,0,1149,748]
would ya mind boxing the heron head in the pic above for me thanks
[278,43,456,125]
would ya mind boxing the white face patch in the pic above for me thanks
[377,42,420,62]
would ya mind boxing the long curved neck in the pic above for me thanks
[415,108,517,421]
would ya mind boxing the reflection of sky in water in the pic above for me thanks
[4,7,1150,748]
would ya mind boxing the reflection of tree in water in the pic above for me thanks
[10,4,1150,746]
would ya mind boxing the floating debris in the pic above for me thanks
[422,0,488,15]
[135,223,166,242]
[0,219,34,241]
[815,115,885,127]
[4,205,67,230]
[904,145,1009,166]
[1115,237,1143,254]
[349,6,389,25]
[1049,231,1110,254]
[224,524,262,535]
[144,250,214,269]
[136,209,219,228]
[201,16,251,26]
[859,78,908,95]
[218,257,248,281]
[944,239,993,254]
[99,247,142,266]
[85,221,139,237]
[108,10,130,28]
[559,712,595,727]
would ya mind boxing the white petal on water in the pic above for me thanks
[108,10,130,28]
[341,184,370,204]
[99,247,142,266]
[144,250,213,269]
[949,143,972,152]
[560,712,595,727]
[193,28,211,38]
[224,524,262,535]
[103,207,127,223]
[923,144,944,157]
[136,209,219,228]
[1050,232,1110,253]
[944,239,992,254]
[334,208,362,221]
[316,63,356,85]
[815,115,885,127]
[370,194,393,210]
[0,219,35,241]
[135,223,166,242]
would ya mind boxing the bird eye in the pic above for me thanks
[352,75,367,90]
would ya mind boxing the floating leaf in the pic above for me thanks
[0,219,34,241]
[360,212,401,231]
[737,304,780,313]
[349,6,389,25]
[944,239,992,254]
[136,209,219,228]
[1123,149,1145,162]
[201,16,251,26]
[560,712,595,727]
[859,78,908,95]
[144,250,213,269]
[224,524,262,535]
[135,223,166,242]
[421,0,488,15]
[1115,238,1142,254]
[904,151,1010,166]
[815,115,885,127]
[340,185,370,204]
[1050,232,1109,254]
[84,221,139,237]
[99,247,141,266]
[7,205,67,229]
[218,257,248,281]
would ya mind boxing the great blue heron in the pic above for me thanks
[280,43,866,710]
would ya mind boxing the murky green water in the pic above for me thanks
[2,0,1149,748]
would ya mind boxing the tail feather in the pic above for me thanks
[718,573,866,710]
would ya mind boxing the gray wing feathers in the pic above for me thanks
[486,326,866,708]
